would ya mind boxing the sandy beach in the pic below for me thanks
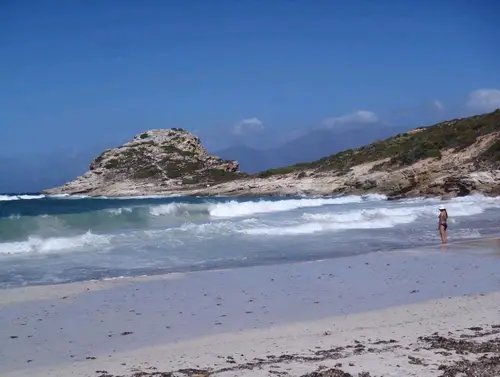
[1,240,500,377]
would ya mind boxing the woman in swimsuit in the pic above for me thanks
[438,205,448,244]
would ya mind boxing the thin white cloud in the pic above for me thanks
[432,100,444,111]
[232,117,264,134]
[321,110,379,128]
[466,89,500,112]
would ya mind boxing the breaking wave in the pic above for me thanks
[0,194,46,201]
[0,195,385,251]
[150,195,378,218]
[0,193,183,201]
[240,195,500,236]
[1,193,500,288]
[0,231,111,255]
[1,194,499,257]
[0,195,384,242]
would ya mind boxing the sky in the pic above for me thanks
[1,0,500,191]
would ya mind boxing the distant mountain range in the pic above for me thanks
[215,123,414,173]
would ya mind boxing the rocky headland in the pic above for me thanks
[43,128,244,197]
[43,110,500,198]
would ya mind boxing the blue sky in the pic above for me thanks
[1,1,499,168]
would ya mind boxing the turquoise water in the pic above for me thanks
[1,193,499,288]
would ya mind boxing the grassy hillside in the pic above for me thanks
[256,109,500,178]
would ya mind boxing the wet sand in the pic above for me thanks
[1,241,499,376]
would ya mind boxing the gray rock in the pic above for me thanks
[44,129,244,196]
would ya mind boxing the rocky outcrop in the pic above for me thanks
[44,110,500,198]
[43,129,243,196]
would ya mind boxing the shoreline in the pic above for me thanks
[1,242,500,376]
[2,235,500,301]
[42,185,500,200]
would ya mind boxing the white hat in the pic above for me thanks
[438,205,446,210]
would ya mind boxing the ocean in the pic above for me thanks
[1,193,499,289]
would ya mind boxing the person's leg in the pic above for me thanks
[439,225,446,244]
[443,225,448,244]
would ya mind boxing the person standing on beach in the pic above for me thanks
[438,205,448,244]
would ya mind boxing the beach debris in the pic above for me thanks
[408,355,427,366]
[89,324,500,377]
[177,368,210,376]
[370,339,397,345]
[468,326,483,331]
[300,368,356,376]
[419,332,500,354]
[437,355,500,377]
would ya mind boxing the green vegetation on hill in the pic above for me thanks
[89,136,246,184]
[255,109,500,177]
[255,163,311,178]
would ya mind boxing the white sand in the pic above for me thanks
[1,244,499,377]
[0,272,185,306]
[3,292,499,377]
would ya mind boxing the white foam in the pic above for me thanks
[0,194,45,201]
[48,194,89,199]
[362,193,388,201]
[208,196,369,218]
[0,195,17,201]
[149,203,207,216]
[301,201,489,224]
[18,194,45,200]
[0,231,111,255]
[238,195,500,236]
[178,221,237,235]
[2,193,499,258]
[46,194,183,200]
[150,203,181,216]
[48,194,71,198]
[241,211,419,236]
[147,196,376,219]
[241,216,416,236]
[105,207,133,215]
